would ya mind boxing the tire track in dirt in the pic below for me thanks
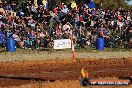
[0,58,131,87]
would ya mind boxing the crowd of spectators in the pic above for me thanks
[0,0,132,49]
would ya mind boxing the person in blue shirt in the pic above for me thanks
[88,0,95,9]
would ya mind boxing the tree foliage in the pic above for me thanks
[94,0,131,10]
[126,0,131,1]
[5,0,131,10]
[59,0,131,10]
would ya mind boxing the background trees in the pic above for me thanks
[1,0,131,10]
[51,0,132,10]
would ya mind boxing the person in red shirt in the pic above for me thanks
[55,24,62,38]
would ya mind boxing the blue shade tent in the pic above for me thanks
[88,0,96,9]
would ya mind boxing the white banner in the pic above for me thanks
[54,39,71,49]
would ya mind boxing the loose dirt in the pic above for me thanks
[0,57,132,88]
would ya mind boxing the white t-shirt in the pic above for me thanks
[117,21,124,27]
[62,24,70,31]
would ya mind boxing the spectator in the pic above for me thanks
[0,0,131,49]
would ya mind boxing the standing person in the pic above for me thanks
[42,0,48,9]
[127,28,132,48]
[71,1,77,9]
[34,33,40,49]
[55,23,62,39]
[61,5,69,14]
[11,1,16,12]
[27,29,35,48]
[88,0,96,9]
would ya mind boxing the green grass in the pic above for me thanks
[0,46,131,55]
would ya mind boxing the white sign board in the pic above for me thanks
[54,39,71,49]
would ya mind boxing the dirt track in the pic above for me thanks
[0,57,132,87]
